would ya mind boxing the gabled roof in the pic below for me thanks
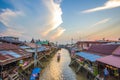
[88,44,119,55]
[25,43,37,48]
[112,46,120,56]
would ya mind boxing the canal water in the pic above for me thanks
[40,48,86,80]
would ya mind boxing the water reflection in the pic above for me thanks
[39,49,77,80]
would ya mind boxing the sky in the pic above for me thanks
[0,0,120,44]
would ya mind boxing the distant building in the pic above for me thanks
[0,36,23,45]
[0,36,19,41]
[36,40,49,46]
[76,40,120,51]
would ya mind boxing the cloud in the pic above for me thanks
[51,27,66,40]
[0,0,65,40]
[0,22,7,33]
[92,18,111,27]
[0,8,23,27]
[82,0,120,13]
[1,28,23,37]
[0,8,24,37]
[42,0,63,36]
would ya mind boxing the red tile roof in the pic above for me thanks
[88,44,119,55]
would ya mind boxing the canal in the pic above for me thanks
[39,48,86,80]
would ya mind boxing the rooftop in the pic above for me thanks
[97,55,120,68]
[87,44,120,56]
[0,43,32,66]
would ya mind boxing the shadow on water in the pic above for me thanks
[39,49,86,80]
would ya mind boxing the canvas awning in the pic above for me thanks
[76,52,101,62]
[25,46,47,53]
[30,68,41,80]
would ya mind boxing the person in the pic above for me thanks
[57,53,61,62]
[71,49,75,57]
[103,67,109,80]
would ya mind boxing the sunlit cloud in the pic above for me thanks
[82,0,120,13]
[42,0,63,36]
[51,27,66,40]
[92,18,111,27]
[0,8,23,27]
[0,8,24,37]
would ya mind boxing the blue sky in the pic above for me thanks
[0,0,120,43]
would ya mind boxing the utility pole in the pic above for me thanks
[56,41,58,47]
[71,38,73,46]
[34,43,38,67]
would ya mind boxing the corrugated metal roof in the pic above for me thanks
[20,45,31,49]
[0,43,32,66]
[97,55,120,68]
[26,49,35,53]
[37,46,46,52]
[0,51,21,58]
[25,46,47,53]
[76,52,101,62]
[0,43,19,50]
[88,44,119,55]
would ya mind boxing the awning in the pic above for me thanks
[26,49,35,53]
[20,46,31,49]
[26,46,47,53]
[0,50,32,66]
[37,46,46,52]
[30,68,41,80]
[76,52,101,62]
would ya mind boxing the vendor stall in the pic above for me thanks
[97,55,120,80]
